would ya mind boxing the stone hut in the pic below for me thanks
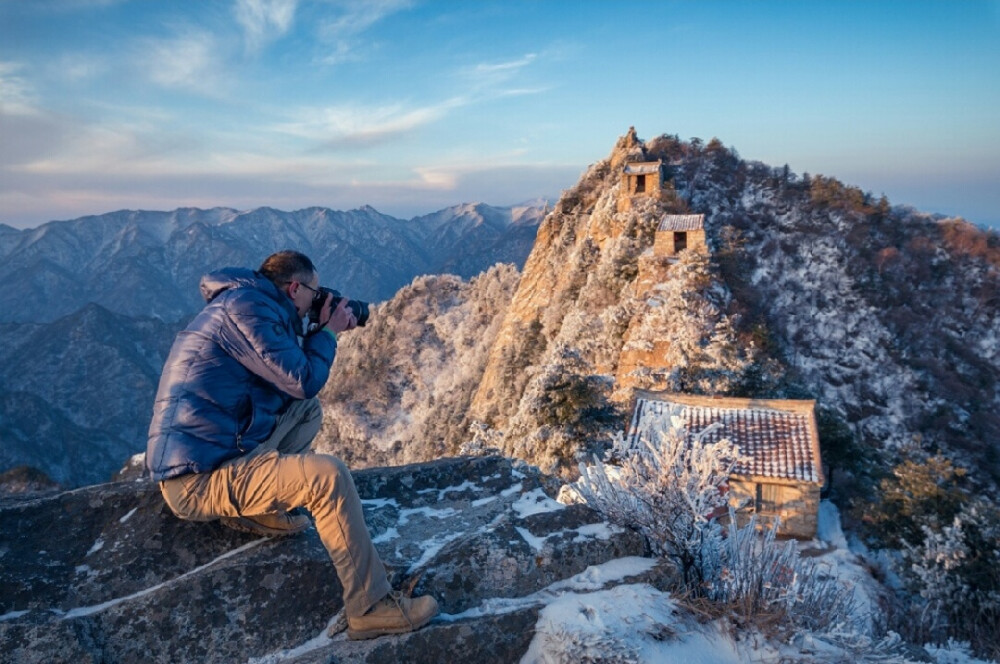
[618,161,664,212]
[654,214,706,255]
[626,391,824,539]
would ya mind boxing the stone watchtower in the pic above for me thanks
[617,161,665,212]
[654,214,706,256]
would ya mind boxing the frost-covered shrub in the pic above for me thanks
[524,345,611,429]
[863,455,968,548]
[313,264,520,468]
[575,404,745,585]
[900,498,1000,659]
[706,509,862,642]
[500,344,617,473]
[575,408,867,650]
[624,251,761,396]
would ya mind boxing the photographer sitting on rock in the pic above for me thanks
[146,250,437,640]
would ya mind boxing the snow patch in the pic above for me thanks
[817,499,848,549]
[86,538,104,556]
[118,507,138,524]
[439,557,659,623]
[500,482,523,497]
[57,538,268,620]
[407,531,464,573]
[436,480,478,500]
[570,522,620,543]
[0,609,29,622]
[520,585,746,664]
[515,526,548,552]
[511,488,565,518]
[371,527,399,544]
[397,506,458,526]
[360,497,398,510]
[516,523,623,553]
[246,610,346,663]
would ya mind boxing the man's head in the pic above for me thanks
[259,250,319,317]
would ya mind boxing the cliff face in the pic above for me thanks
[469,131,737,474]
[468,127,1000,488]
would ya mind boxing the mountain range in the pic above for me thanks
[0,202,546,485]
[0,202,546,324]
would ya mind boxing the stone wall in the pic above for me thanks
[728,478,821,539]
[617,173,663,212]
[653,229,707,255]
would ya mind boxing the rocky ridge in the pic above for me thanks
[466,128,1000,488]
[0,456,649,663]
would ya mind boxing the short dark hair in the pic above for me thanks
[259,250,316,285]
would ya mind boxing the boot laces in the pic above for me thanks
[387,590,415,629]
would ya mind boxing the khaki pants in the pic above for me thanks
[159,397,391,617]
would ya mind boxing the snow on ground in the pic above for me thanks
[511,503,998,664]
[803,500,885,633]
[512,487,567,517]
[240,497,998,664]
[520,584,746,664]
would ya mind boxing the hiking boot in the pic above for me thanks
[219,512,310,537]
[347,591,439,640]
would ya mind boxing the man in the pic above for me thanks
[146,250,437,640]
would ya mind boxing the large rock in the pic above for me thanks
[0,456,648,663]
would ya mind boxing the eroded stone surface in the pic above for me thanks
[0,456,647,663]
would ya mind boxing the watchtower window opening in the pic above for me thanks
[674,231,687,252]
[635,176,646,194]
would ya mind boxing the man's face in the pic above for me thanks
[289,272,320,318]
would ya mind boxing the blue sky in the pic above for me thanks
[1,0,998,229]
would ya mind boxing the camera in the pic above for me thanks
[309,287,370,328]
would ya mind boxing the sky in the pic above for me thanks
[1,0,998,230]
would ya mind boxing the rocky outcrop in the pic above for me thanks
[467,129,688,474]
[0,456,649,663]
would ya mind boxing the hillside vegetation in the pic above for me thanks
[316,129,1000,656]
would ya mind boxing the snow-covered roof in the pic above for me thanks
[657,214,704,232]
[622,162,662,175]
[627,392,823,485]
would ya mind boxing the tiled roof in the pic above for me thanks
[623,162,662,175]
[658,214,705,231]
[627,392,823,484]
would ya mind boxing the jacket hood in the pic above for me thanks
[199,267,280,304]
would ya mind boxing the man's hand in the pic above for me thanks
[325,296,357,333]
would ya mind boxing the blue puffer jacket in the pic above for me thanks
[146,267,337,481]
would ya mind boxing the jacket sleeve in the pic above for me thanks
[221,294,337,400]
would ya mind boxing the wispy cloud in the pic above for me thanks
[471,54,537,76]
[276,97,465,148]
[316,0,413,65]
[139,30,226,95]
[23,0,129,10]
[0,63,76,170]
[234,0,297,52]
[0,62,39,115]
[52,54,108,83]
[271,48,546,150]
[459,53,546,97]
